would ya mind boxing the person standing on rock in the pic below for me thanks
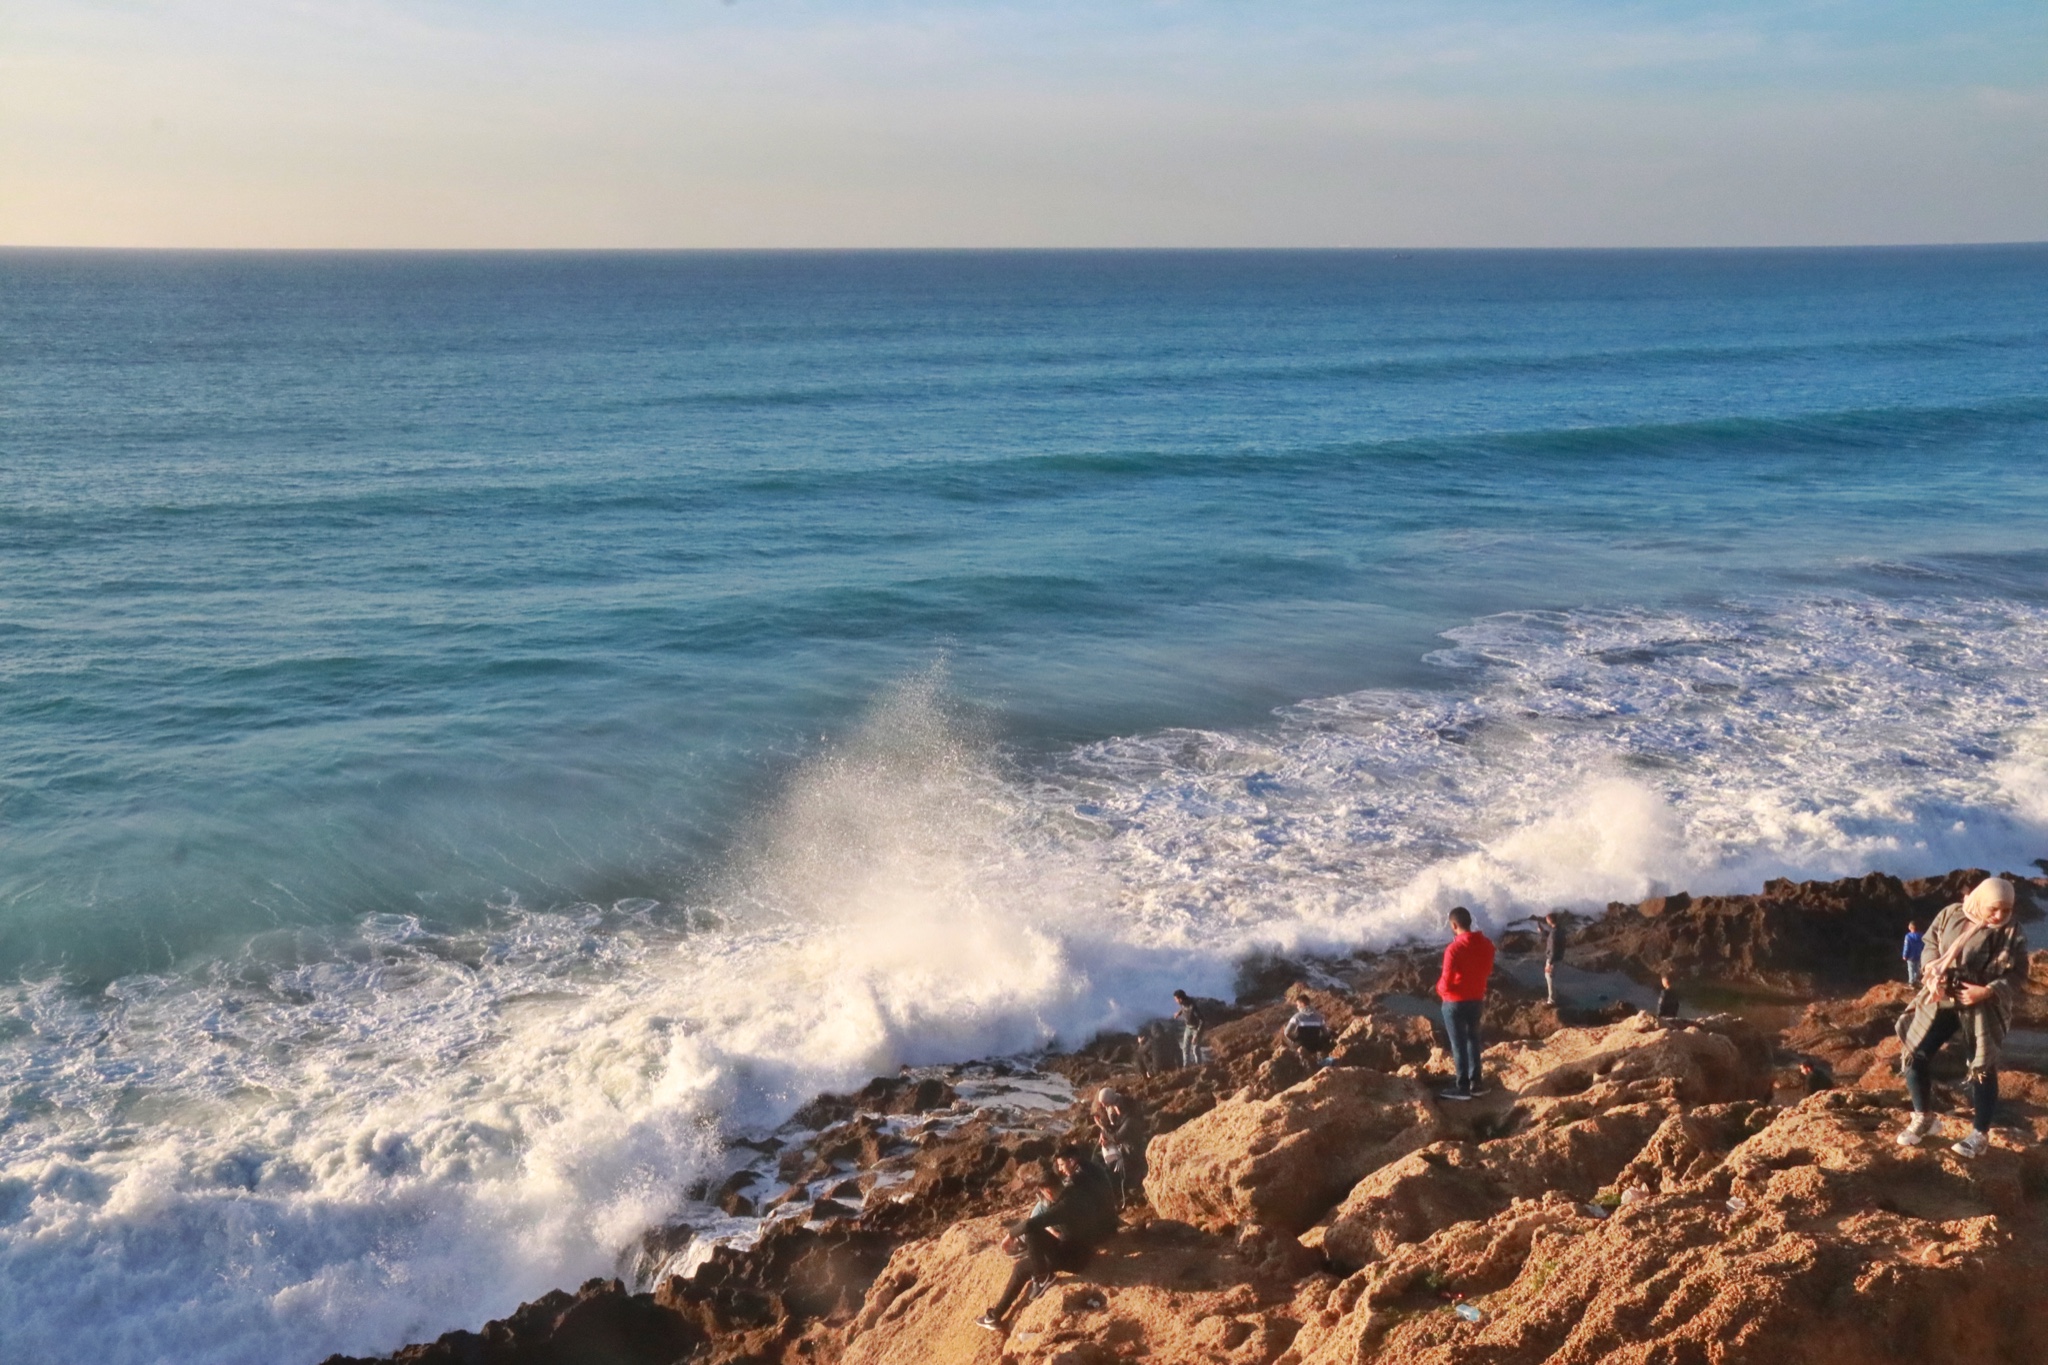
[1656,974,1680,1021]
[1172,989,1206,1068]
[1436,906,1496,1101]
[1896,877,2029,1159]
[977,1148,1119,1332]
[1902,920,1925,988]
[1541,912,1567,1004]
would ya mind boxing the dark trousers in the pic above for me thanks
[1442,999,1484,1091]
[1904,1008,1999,1133]
[992,1227,1094,1319]
[1102,1145,1146,1206]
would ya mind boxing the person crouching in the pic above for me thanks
[1896,876,2029,1158]
[1091,1086,1149,1207]
[1282,994,1334,1068]
[977,1147,1119,1331]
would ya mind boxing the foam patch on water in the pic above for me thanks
[5,596,2048,1363]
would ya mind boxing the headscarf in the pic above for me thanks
[1963,876,2016,925]
[1920,877,2017,1000]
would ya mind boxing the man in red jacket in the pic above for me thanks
[1436,906,1496,1101]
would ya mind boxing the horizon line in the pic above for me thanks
[5,240,2046,255]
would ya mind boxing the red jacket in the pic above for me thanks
[1437,930,1496,1003]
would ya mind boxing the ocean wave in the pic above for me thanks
[5,596,2048,1363]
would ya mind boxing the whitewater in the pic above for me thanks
[3,245,2046,1362]
[3,592,2048,1362]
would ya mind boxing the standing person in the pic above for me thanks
[1090,1087,1149,1207]
[1436,907,1495,1101]
[1540,912,1567,1005]
[1656,974,1680,1020]
[1896,877,2030,1158]
[1172,989,1206,1068]
[1902,921,1925,988]
[976,1148,1118,1331]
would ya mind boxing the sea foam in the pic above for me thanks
[4,593,2048,1364]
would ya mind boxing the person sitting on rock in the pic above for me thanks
[977,1147,1120,1332]
[1172,989,1206,1068]
[1436,906,1496,1101]
[1902,920,1925,988]
[1090,1086,1149,1207]
[1541,911,1567,1005]
[1896,876,2030,1159]
[1656,974,1680,1021]
[1282,994,1334,1067]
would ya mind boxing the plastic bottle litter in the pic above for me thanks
[1725,1197,1748,1213]
[1620,1188,1645,1205]
[1455,1303,1484,1323]
[1583,1203,1610,1219]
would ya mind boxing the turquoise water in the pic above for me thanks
[3,246,2048,1363]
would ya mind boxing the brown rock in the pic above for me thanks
[1490,1011,1774,1107]
[1573,867,2037,992]
[841,1214,1304,1365]
[1145,1067,1441,1236]
[1296,1092,2048,1365]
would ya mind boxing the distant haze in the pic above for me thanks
[4,0,2046,248]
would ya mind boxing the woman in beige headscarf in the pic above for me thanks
[1895,876,2029,1157]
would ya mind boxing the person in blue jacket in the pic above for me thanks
[1902,920,1924,987]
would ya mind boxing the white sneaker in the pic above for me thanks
[1896,1113,1941,1147]
[1951,1130,1990,1159]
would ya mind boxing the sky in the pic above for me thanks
[2,1,2045,248]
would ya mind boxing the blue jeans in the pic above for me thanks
[1904,1006,1997,1133]
[1180,1024,1204,1067]
[1905,959,1921,987]
[1442,1000,1484,1092]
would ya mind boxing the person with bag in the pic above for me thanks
[1090,1086,1149,1207]
[1895,877,2029,1158]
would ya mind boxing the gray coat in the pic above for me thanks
[1899,900,2030,1074]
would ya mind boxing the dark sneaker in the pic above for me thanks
[1437,1087,1473,1102]
[974,1312,1002,1332]
[1026,1275,1055,1302]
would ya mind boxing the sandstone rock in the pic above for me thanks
[1319,1101,1673,1272]
[1489,1011,1773,1107]
[1146,1067,1440,1235]
[842,1214,1305,1365]
[1294,1092,2048,1365]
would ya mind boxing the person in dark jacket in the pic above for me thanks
[1091,1087,1149,1206]
[1896,877,2029,1159]
[1655,974,1680,1020]
[977,1148,1120,1330]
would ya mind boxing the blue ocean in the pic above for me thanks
[4,246,2048,1362]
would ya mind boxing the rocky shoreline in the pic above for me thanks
[320,867,2048,1365]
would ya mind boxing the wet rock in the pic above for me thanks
[1575,867,2037,992]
